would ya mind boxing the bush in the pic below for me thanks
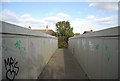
[58,37,68,48]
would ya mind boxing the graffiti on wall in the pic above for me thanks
[95,44,100,51]
[29,41,36,63]
[89,41,94,51]
[29,41,36,55]
[95,44,112,62]
[4,57,19,81]
[14,40,26,54]
[105,45,112,62]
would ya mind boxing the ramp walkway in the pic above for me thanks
[38,48,89,79]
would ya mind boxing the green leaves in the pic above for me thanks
[55,21,74,48]
[55,21,74,37]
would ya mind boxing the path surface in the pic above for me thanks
[38,48,89,79]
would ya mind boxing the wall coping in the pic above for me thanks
[69,26,119,39]
[0,21,57,39]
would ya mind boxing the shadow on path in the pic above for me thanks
[38,48,89,80]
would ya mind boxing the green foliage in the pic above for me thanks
[56,21,74,38]
[52,32,57,36]
[58,37,68,48]
[55,21,74,48]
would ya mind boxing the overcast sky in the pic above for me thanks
[0,0,119,33]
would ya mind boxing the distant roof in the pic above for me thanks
[32,29,54,35]
[83,30,93,34]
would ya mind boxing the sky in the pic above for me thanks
[0,0,119,34]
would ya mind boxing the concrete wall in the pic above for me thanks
[0,21,58,80]
[68,27,119,79]
[0,21,2,81]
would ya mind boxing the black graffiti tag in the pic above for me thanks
[4,57,19,81]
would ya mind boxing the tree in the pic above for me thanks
[56,21,74,39]
[74,33,80,36]
[55,21,74,48]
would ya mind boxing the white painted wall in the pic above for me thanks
[68,27,118,79]
[0,21,58,80]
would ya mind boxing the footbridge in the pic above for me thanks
[0,21,119,81]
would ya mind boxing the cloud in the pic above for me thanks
[43,13,70,24]
[0,10,47,28]
[0,9,70,30]
[95,16,117,25]
[86,15,117,25]
[0,9,20,23]
[71,15,117,33]
[86,15,95,20]
[21,14,45,24]
[20,14,46,28]
[57,13,70,19]
[20,14,32,19]
[95,16,114,22]
[43,16,61,23]
[89,2,118,12]
[0,9,117,33]
[1,0,11,2]
[71,19,100,33]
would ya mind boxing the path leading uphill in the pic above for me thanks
[38,48,89,79]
